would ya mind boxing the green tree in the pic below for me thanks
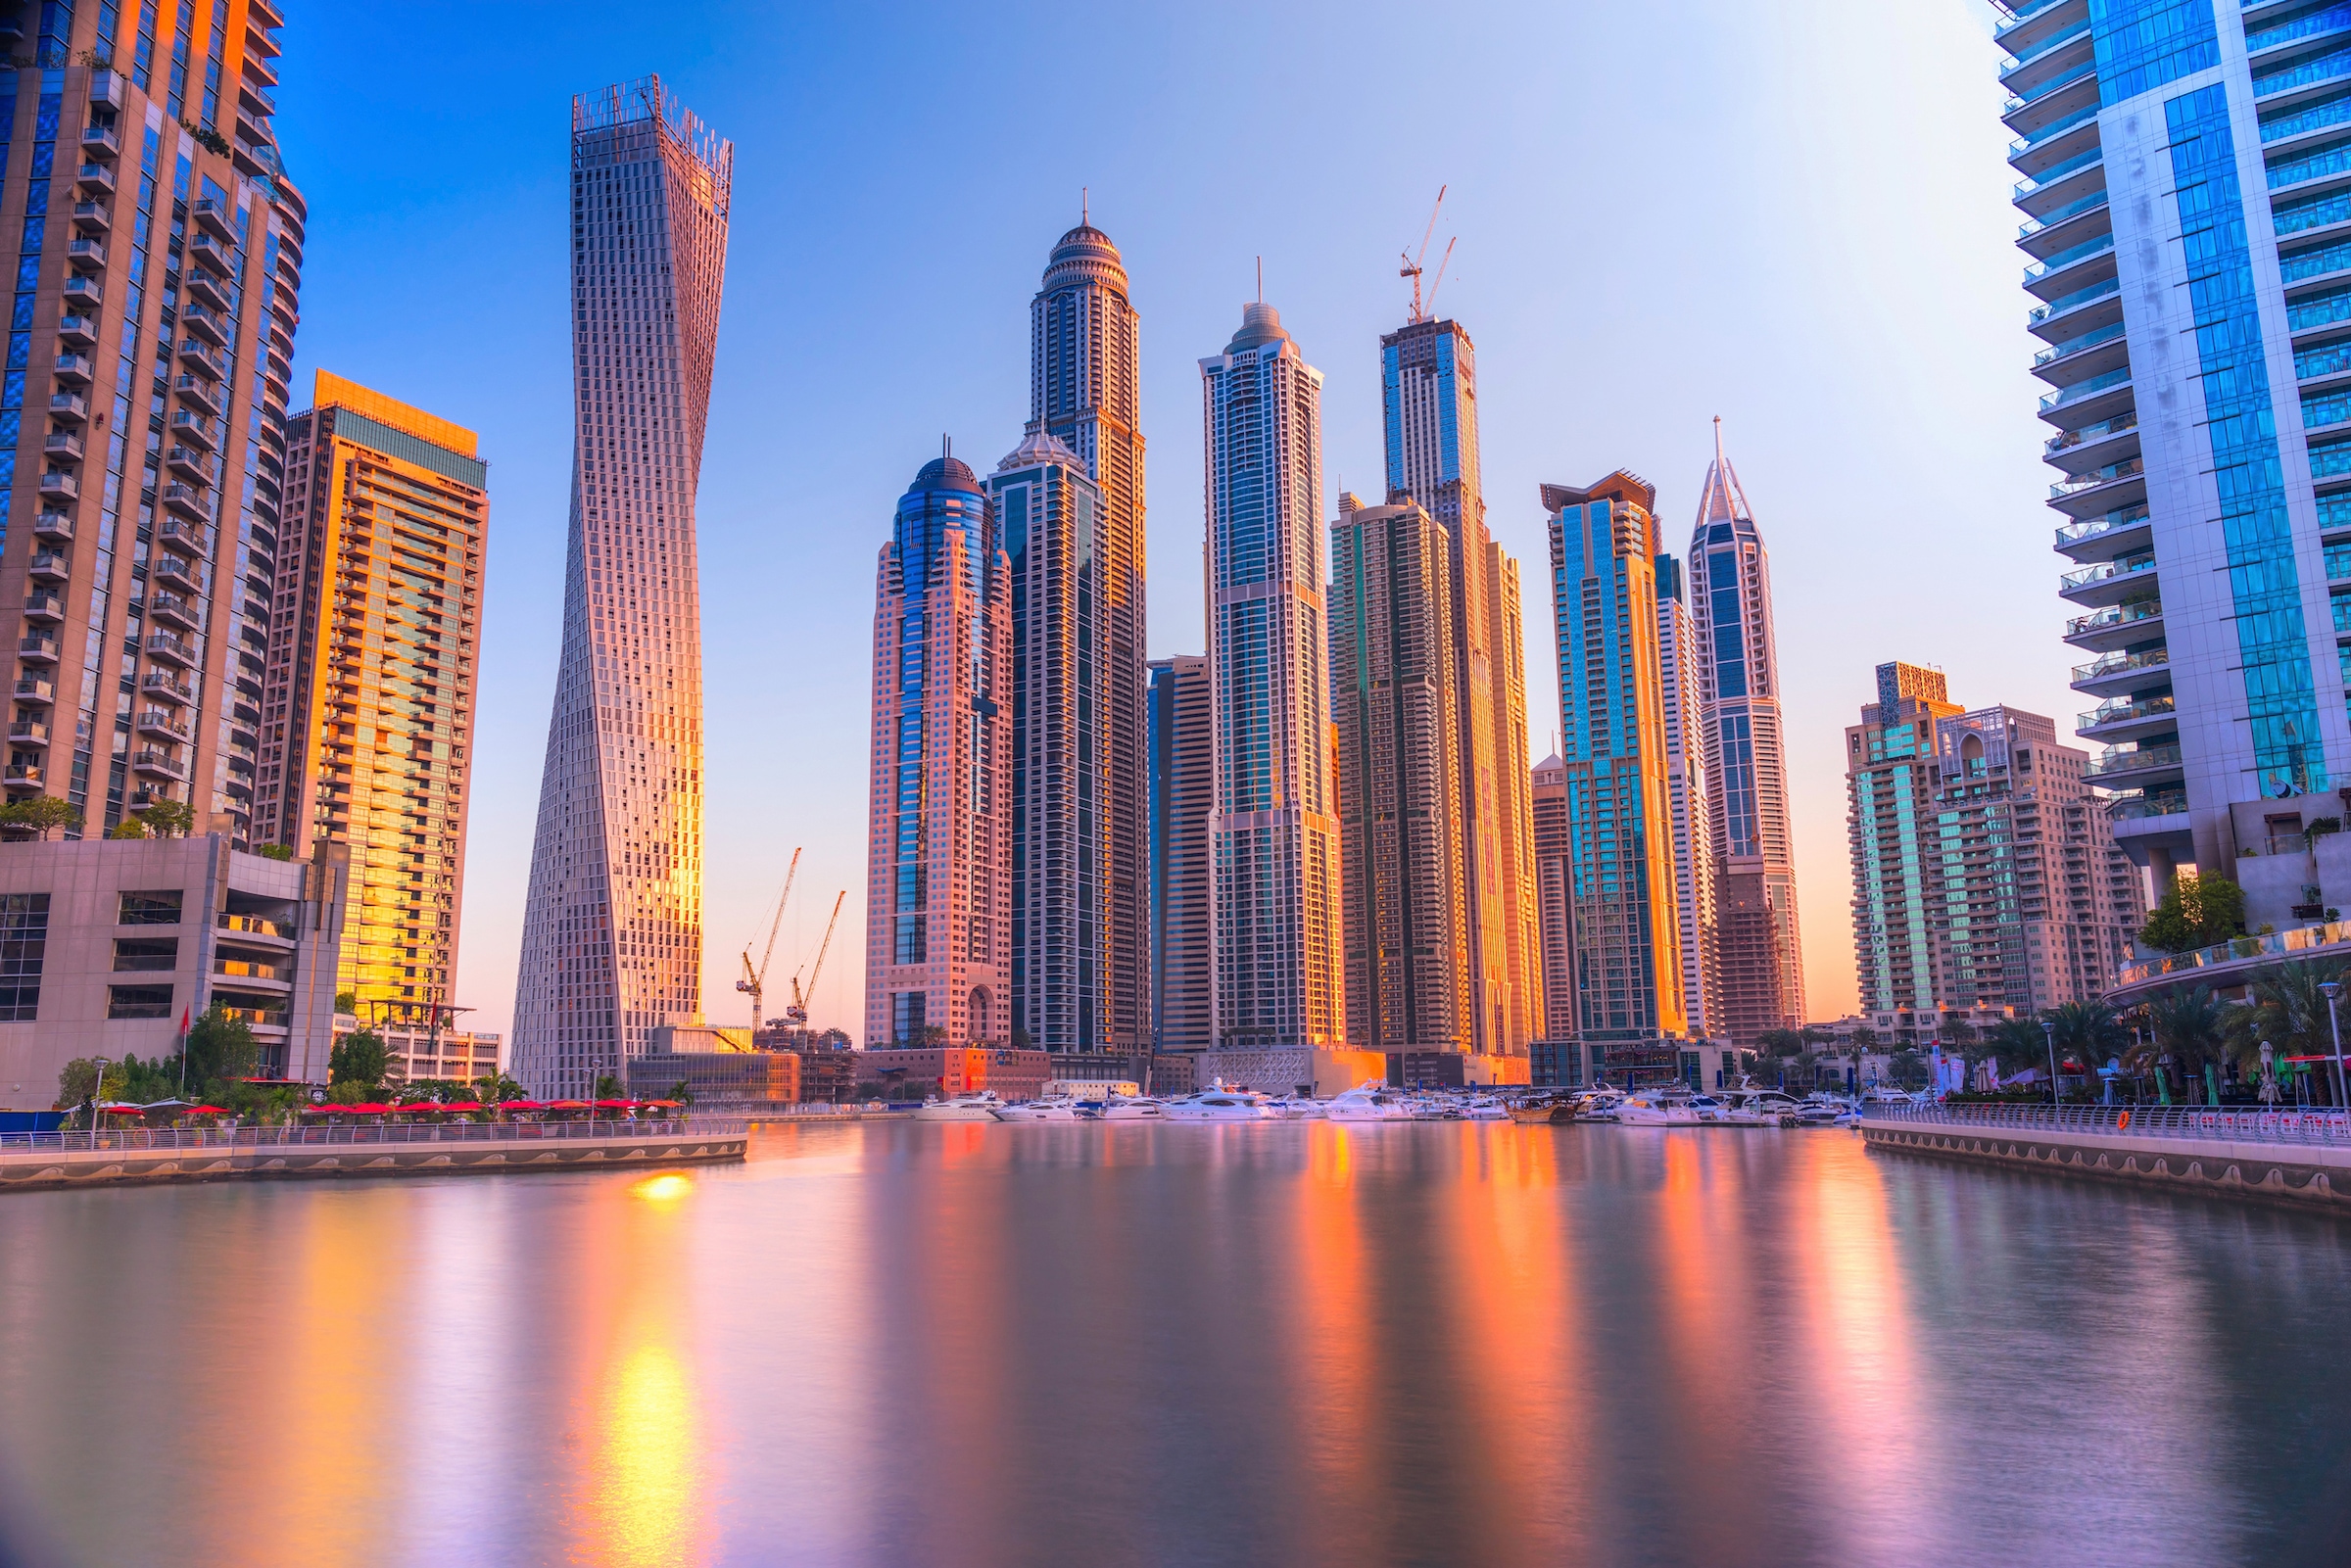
[1987,1018,2052,1080]
[592,1072,624,1101]
[1888,1049,1929,1090]
[329,1028,389,1087]
[471,1072,525,1104]
[254,842,294,862]
[132,797,196,839]
[2148,984,2228,1090]
[183,1005,261,1094]
[1848,1025,1882,1052]
[106,819,145,839]
[2139,873,2246,954]
[2223,959,2349,1076]
[0,795,80,840]
[56,1057,120,1113]
[1755,1028,1807,1058]
[2044,1000,2130,1087]
[666,1079,694,1106]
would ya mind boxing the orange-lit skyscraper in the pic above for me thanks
[257,372,485,1022]
[0,4,306,842]
[512,79,731,1095]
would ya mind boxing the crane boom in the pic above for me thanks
[1422,236,1458,320]
[734,847,801,1034]
[786,890,847,1027]
[1400,184,1447,322]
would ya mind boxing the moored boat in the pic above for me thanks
[912,1092,1004,1122]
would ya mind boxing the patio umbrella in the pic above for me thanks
[185,1105,231,1115]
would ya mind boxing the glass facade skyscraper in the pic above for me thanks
[1378,315,1538,1061]
[1147,652,1211,1053]
[511,78,730,1096]
[1999,0,2351,911]
[1544,472,1686,1047]
[1687,423,1802,1047]
[1027,220,1145,1056]
[862,451,1010,1050]
[1200,301,1340,1049]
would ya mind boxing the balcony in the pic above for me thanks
[156,518,206,557]
[13,679,52,707]
[54,313,99,355]
[25,552,67,586]
[40,432,82,464]
[22,593,62,625]
[2078,694,2177,741]
[71,201,109,236]
[176,339,224,377]
[140,672,191,705]
[173,376,221,418]
[165,446,215,484]
[161,483,209,522]
[2033,317,2129,382]
[74,162,114,196]
[187,232,233,275]
[191,196,235,244]
[147,592,197,632]
[17,637,58,666]
[186,270,228,311]
[2254,40,2351,104]
[2064,595,2165,650]
[2039,364,2134,422]
[2059,551,2159,607]
[51,354,92,386]
[133,709,189,742]
[243,48,278,89]
[4,765,44,793]
[78,123,120,162]
[2019,186,2111,248]
[168,409,216,451]
[2024,229,2116,292]
[144,633,195,668]
[133,748,186,781]
[31,512,72,543]
[181,302,225,347]
[65,238,106,273]
[2001,16,2092,86]
[2002,57,2099,130]
[2087,742,2185,784]
[2027,274,2121,339]
[35,472,76,500]
[7,722,48,748]
[58,275,100,310]
[2013,143,2106,213]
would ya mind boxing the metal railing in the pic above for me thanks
[2114,917,2351,988]
[1865,1101,2351,1148]
[0,1117,743,1154]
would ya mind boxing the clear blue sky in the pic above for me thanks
[277,0,2036,1038]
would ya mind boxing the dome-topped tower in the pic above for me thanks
[1042,221,1128,293]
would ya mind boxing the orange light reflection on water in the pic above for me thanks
[1291,1121,1373,1544]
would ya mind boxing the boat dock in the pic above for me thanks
[0,1118,748,1192]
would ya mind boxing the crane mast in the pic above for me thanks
[786,890,847,1028]
[736,848,801,1036]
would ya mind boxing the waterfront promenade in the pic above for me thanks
[1862,1102,2351,1212]
[0,1117,748,1191]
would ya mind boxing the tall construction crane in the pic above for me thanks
[737,847,800,1035]
[1400,185,1456,324]
[785,889,846,1028]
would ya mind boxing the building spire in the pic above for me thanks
[1695,415,1751,527]
[1081,186,1088,225]
[1256,255,1263,304]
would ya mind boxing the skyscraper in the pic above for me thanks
[1027,218,1145,1057]
[1545,473,1686,1057]
[1201,300,1341,1052]
[1529,751,1575,1047]
[1329,493,1470,1052]
[511,79,730,1096]
[2000,0,2351,929]
[1148,653,1211,1053]
[990,431,1106,1053]
[1688,421,1802,1048]
[1379,314,1539,1060]
[864,450,1010,1049]
[0,9,305,845]
[259,373,485,1022]
[1845,661,2144,1027]
[1655,551,1716,1042]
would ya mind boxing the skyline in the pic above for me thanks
[270,1,2057,1040]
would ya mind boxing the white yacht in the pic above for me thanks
[1322,1081,1416,1123]
[912,1092,1004,1122]
[1615,1088,1703,1126]
[1098,1096,1169,1122]
[1459,1095,1509,1121]
[1718,1087,1805,1125]
[1572,1088,1627,1122]
[993,1096,1086,1122]
[1265,1095,1328,1119]
[1162,1083,1276,1121]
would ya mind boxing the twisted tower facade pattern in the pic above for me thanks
[512,79,729,1094]
[1027,223,1145,1054]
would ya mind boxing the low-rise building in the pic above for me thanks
[627,1044,801,1105]
[0,834,347,1109]
[384,1024,503,1087]
[852,1046,1051,1102]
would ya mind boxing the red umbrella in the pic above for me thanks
[185,1105,232,1116]
[301,1104,349,1115]
[546,1100,592,1110]
[499,1100,549,1111]
[593,1099,638,1109]
[643,1100,681,1109]
[410,1102,485,1113]
[342,1104,397,1117]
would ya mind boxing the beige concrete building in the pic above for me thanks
[0,832,346,1109]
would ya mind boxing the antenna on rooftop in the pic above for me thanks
[1256,256,1263,304]
[1402,184,1449,322]
[1081,186,1088,224]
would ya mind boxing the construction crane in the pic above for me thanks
[1401,184,1450,323]
[736,847,800,1034]
[785,890,846,1028]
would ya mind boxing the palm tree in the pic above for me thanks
[2147,984,2228,1100]
[2044,1001,2129,1074]
[1987,1018,2050,1082]
[2224,958,2350,1084]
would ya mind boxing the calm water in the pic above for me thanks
[3,1120,2350,1567]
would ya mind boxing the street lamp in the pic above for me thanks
[2041,1021,2060,1110]
[2324,980,2347,1113]
[88,1055,111,1134]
